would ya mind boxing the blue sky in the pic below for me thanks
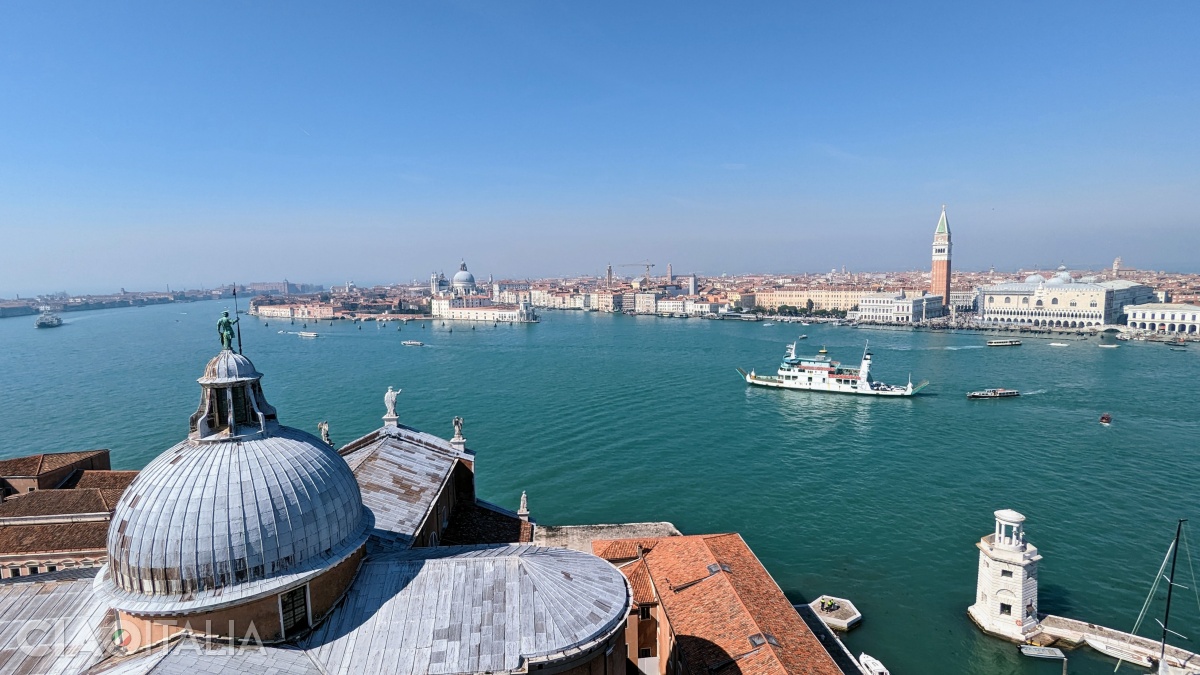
[1,2,1197,295]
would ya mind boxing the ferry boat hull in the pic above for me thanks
[738,342,928,397]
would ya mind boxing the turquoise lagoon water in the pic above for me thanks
[2,301,1198,675]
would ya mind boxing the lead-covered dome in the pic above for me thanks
[101,349,368,611]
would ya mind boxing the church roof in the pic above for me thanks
[103,423,369,612]
[100,350,369,612]
[84,545,631,675]
[339,424,473,548]
[0,569,112,675]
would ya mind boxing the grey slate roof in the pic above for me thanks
[0,569,112,675]
[303,545,630,673]
[341,425,472,548]
[82,545,631,675]
[104,423,369,611]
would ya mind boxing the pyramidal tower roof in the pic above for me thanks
[935,204,950,235]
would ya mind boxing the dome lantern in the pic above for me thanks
[188,350,278,441]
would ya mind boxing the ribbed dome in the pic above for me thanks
[106,425,367,601]
[1025,274,1046,284]
[199,349,262,384]
[102,349,369,611]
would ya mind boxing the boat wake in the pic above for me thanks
[944,345,985,351]
[1021,389,1047,396]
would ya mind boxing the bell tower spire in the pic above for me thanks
[931,205,952,307]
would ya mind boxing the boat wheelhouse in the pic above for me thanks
[737,341,928,397]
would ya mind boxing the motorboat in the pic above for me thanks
[1100,412,1112,425]
[858,653,890,675]
[1049,342,1069,347]
[762,322,775,327]
[987,339,1022,347]
[1098,344,1119,349]
[401,340,424,347]
[967,388,1020,399]
[297,332,319,339]
[796,334,808,340]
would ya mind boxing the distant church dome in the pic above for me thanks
[1025,274,1046,284]
[1047,271,1073,285]
[452,260,476,291]
[102,349,369,609]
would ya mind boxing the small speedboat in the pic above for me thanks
[762,322,775,327]
[797,334,808,340]
[401,340,424,347]
[858,653,890,675]
[800,322,811,326]
[1049,342,1069,347]
[1100,412,1112,425]
[297,331,318,338]
[1098,344,1118,349]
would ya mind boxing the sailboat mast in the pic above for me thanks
[1159,518,1187,668]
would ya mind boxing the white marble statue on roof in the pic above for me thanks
[384,386,398,417]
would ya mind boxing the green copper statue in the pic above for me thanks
[218,310,239,350]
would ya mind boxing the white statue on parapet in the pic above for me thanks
[383,386,400,427]
[452,416,464,441]
[384,387,399,416]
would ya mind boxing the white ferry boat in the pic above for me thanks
[737,341,928,396]
[987,339,1022,347]
[297,331,319,339]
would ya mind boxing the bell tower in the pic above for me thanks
[931,205,952,307]
[968,509,1042,641]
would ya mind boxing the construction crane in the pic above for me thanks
[616,261,656,283]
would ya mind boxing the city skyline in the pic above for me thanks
[3,2,1198,295]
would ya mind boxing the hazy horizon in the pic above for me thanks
[3,2,1198,297]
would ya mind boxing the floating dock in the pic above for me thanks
[804,595,862,631]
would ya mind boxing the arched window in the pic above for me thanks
[988,296,995,304]
[1022,297,1029,304]
[1004,297,1012,304]
[1036,300,1043,307]
[1051,298,1059,305]
[1090,301,1097,308]
[1069,301,1077,307]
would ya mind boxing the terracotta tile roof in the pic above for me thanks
[0,450,108,478]
[624,559,658,605]
[594,533,844,675]
[0,488,125,518]
[60,470,139,490]
[0,520,109,555]
[591,537,660,562]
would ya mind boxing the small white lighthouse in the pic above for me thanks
[968,509,1042,641]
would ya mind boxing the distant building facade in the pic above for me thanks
[857,292,946,323]
[1125,303,1200,334]
[979,271,1154,328]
